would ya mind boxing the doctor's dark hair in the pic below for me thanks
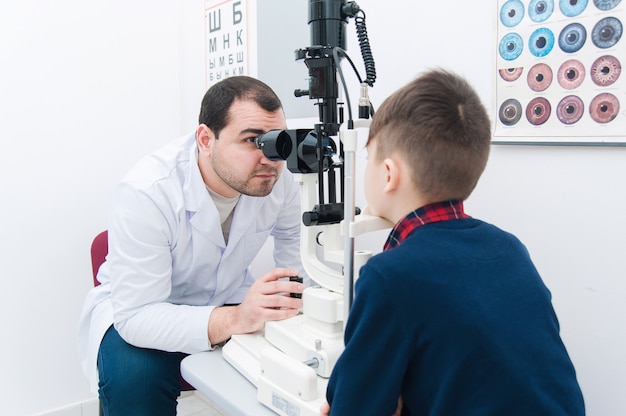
[367,69,491,202]
[198,76,283,138]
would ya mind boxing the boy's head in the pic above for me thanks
[365,69,491,216]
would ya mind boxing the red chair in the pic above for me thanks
[90,230,194,392]
[90,230,108,287]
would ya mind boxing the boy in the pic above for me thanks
[322,69,584,415]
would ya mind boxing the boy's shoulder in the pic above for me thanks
[365,217,527,272]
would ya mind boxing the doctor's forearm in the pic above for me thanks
[207,305,241,346]
[207,299,281,345]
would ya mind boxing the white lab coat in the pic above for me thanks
[77,132,303,392]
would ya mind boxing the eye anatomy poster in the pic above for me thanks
[494,0,625,144]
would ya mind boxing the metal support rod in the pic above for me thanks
[342,129,357,327]
[303,358,320,368]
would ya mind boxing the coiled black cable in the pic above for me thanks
[354,10,376,87]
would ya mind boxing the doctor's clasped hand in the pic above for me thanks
[208,267,305,345]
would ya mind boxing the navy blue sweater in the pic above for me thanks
[326,218,585,415]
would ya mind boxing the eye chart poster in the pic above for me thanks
[205,0,250,88]
[494,0,625,144]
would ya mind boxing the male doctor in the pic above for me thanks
[78,76,306,416]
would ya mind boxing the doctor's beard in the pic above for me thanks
[212,162,281,197]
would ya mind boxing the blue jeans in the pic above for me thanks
[97,326,188,416]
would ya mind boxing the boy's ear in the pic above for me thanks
[383,157,401,194]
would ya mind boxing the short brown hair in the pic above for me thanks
[368,69,491,201]
[198,76,283,138]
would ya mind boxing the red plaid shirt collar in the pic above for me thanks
[383,200,469,251]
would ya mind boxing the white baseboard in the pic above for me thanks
[36,398,99,416]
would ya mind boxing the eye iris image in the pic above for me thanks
[558,23,587,53]
[499,98,523,126]
[593,0,622,11]
[529,27,555,57]
[590,55,622,86]
[591,17,623,49]
[529,0,555,22]
[527,63,554,91]
[526,97,552,125]
[557,59,586,89]
[589,93,620,123]
[499,67,524,82]
[499,32,524,60]
[560,0,589,17]
[556,95,585,124]
[500,0,526,27]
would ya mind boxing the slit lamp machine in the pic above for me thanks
[223,1,392,414]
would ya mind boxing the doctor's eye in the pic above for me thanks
[529,0,554,22]
[245,135,263,148]
[559,23,587,53]
[499,33,524,60]
[591,17,623,49]
[500,0,525,27]
[560,0,589,17]
[529,27,555,57]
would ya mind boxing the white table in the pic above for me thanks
[180,349,277,415]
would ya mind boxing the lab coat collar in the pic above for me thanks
[183,133,204,213]
[183,135,224,247]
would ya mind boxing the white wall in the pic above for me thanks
[0,1,205,414]
[0,1,624,415]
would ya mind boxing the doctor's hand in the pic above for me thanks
[208,268,304,345]
[235,267,304,332]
